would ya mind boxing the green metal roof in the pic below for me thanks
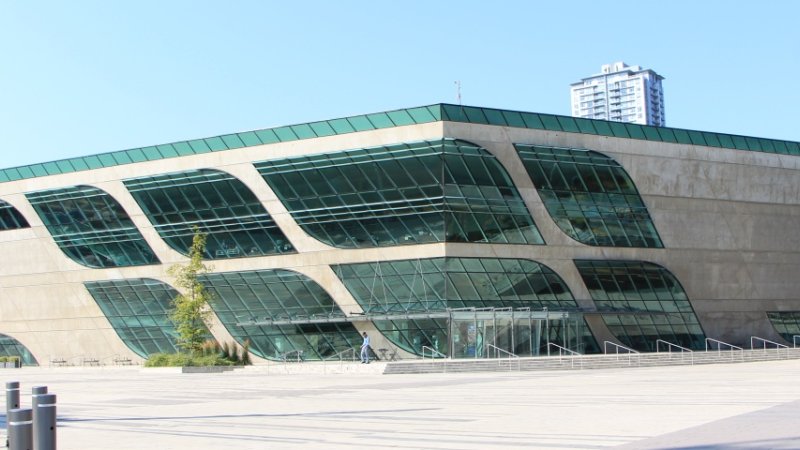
[2,104,798,184]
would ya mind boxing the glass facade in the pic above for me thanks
[334,257,598,356]
[256,139,543,248]
[124,169,294,259]
[200,270,363,361]
[575,260,705,351]
[84,279,185,358]
[26,186,159,268]
[517,144,662,247]
[448,309,591,359]
[0,199,29,230]
[766,312,800,344]
[0,333,37,366]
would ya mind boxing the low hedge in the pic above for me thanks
[144,353,235,367]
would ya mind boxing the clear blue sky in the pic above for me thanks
[1,1,798,169]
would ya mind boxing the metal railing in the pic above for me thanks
[279,350,304,363]
[547,343,581,357]
[704,338,743,361]
[322,347,357,362]
[421,346,447,360]
[604,341,639,365]
[604,341,638,354]
[547,343,582,369]
[750,336,789,356]
[656,339,693,353]
[321,348,358,374]
[485,344,519,359]
[655,339,694,364]
[485,344,520,371]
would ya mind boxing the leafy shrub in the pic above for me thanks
[144,352,235,367]
[144,339,252,367]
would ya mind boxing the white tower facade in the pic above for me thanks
[570,62,665,126]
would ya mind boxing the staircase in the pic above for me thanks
[383,347,800,375]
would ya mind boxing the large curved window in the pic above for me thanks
[0,333,37,366]
[516,144,662,247]
[26,186,159,268]
[256,139,543,248]
[84,279,188,357]
[335,257,597,355]
[0,200,29,230]
[124,169,294,259]
[767,312,800,344]
[575,260,704,351]
[201,270,363,361]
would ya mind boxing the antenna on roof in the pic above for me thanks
[454,81,461,105]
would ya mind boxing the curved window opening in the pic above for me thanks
[201,270,362,361]
[0,199,29,230]
[0,334,37,366]
[256,139,543,248]
[125,169,294,259]
[26,186,159,268]
[517,144,662,248]
[767,312,800,345]
[85,279,194,358]
[575,259,705,351]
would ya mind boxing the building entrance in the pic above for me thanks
[449,308,584,358]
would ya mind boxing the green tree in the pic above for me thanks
[167,230,213,353]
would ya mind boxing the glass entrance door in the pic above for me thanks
[486,313,513,357]
[449,309,581,359]
[513,315,533,356]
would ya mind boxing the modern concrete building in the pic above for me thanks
[1,104,799,366]
[571,62,665,126]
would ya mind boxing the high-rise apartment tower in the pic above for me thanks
[570,62,665,126]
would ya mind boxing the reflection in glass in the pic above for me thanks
[0,333,37,366]
[85,279,187,357]
[516,144,662,247]
[767,312,800,344]
[335,257,598,355]
[125,169,294,259]
[26,186,159,268]
[0,199,29,230]
[201,270,362,361]
[256,139,543,248]
[574,260,705,351]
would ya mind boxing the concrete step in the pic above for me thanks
[383,348,800,375]
[229,361,386,375]
[208,348,800,376]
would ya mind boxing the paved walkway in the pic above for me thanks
[1,359,799,449]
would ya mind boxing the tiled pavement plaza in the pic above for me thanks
[1,359,799,449]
